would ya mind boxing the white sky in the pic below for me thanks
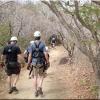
[0,0,93,4]
[0,0,90,2]
[0,0,39,3]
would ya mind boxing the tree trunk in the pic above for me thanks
[90,58,100,98]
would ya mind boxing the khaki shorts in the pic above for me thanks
[32,65,45,76]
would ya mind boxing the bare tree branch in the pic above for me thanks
[92,1,100,6]
[0,1,15,8]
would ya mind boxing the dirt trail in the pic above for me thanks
[0,46,96,99]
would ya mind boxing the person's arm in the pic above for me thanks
[17,47,24,64]
[44,51,50,68]
[27,53,32,65]
[26,53,32,70]
[27,46,32,70]
[18,54,24,64]
[44,52,49,63]
[23,50,27,59]
[43,44,49,63]
[24,50,27,55]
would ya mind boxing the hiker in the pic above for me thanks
[24,41,34,79]
[1,36,21,94]
[27,31,49,97]
[28,46,50,79]
[26,45,50,79]
[50,34,57,48]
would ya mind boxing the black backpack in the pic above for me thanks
[6,45,19,69]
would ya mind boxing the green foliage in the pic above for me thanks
[0,23,10,34]
[0,33,10,45]
[79,4,100,30]
[96,22,100,30]
[18,36,30,51]
[90,85,99,96]
[80,39,97,45]
[0,23,11,48]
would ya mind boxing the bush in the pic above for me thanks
[18,36,31,51]
[0,23,11,55]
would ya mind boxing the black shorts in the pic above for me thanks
[51,40,56,44]
[5,62,21,76]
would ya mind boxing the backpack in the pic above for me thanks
[6,45,20,69]
[32,41,45,68]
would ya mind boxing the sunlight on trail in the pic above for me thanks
[0,46,96,99]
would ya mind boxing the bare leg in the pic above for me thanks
[34,75,38,92]
[33,73,39,97]
[7,75,14,94]
[38,75,44,88]
[38,75,44,96]
[12,74,19,87]
[7,76,12,90]
[32,69,34,78]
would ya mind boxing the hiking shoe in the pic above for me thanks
[8,88,13,94]
[38,87,43,96]
[12,87,18,93]
[35,91,39,97]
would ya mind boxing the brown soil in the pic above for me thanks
[0,46,97,99]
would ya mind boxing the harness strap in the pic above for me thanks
[34,41,41,49]
[33,41,43,57]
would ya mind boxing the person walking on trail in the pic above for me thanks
[1,36,21,94]
[24,40,34,79]
[27,31,49,97]
[28,46,50,79]
[50,34,57,48]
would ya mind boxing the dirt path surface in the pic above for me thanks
[0,46,96,99]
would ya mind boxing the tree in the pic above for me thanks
[42,0,100,97]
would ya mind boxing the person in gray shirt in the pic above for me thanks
[27,31,49,97]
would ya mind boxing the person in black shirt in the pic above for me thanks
[1,36,21,94]
[50,34,57,48]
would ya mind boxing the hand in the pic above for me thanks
[46,60,49,64]
[46,62,50,67]
[0,62,5,68]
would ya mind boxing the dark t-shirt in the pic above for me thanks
[51,35,57,43]
[3,44,21,63]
